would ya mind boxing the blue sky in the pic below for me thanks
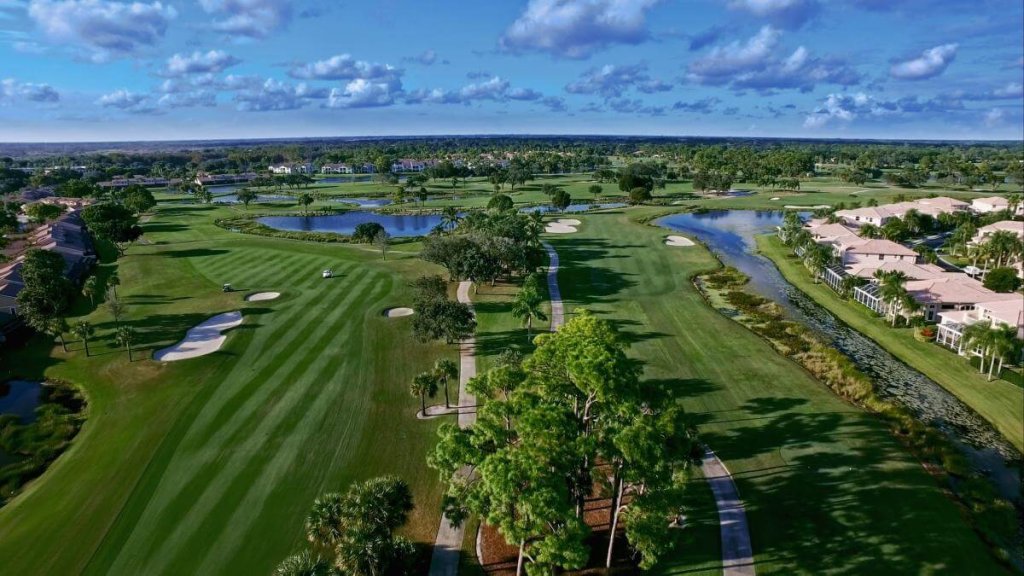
[0,0,1021,142]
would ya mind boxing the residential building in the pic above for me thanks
[972,196,1023,216]
[937,299,1024,354]
[269,163,313,175]
[839,238,918,267]
[972,220,1024,244]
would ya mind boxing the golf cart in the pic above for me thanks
[322,269,333,279]
[222,283,234,292]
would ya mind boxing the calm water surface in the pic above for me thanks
[258,211,443,237]
[0,380,42,466]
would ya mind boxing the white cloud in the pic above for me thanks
[566,63,670,98]
[688,26,780,79]
[984,107,1005,127]
[289,54,403,89]
[96,89,160,114]
[1,78,60,102]
[325,79,398,109]
[233,78,326,111]
[163,50,240,77]
[198,0,291,38]
[727,0,820,29]
[993,82,1023,98]
[889,43,957,80]
[157,90,217,108]
[500,0,661,59]
[28,0,176,60]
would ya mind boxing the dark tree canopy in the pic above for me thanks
[983,267,1022,293]
[487,194,514,212]
[352,222,385,243]
[82,203,142,252]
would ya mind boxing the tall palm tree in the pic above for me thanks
[72,320,94,357]
[433,358,458,408]
[409,372,438,414]
[988,325,1021,381]
[525,211,545,247]
[962,321,996,375]
[440,206,461,234]
[47,316,69,352]
[511,284,548,341]
[116,325,136,362]
[83,275,100,306]
[803,243,833,283]
[876,270,911,326]
[107,271,121,298]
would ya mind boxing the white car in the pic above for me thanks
[322,269,333,279]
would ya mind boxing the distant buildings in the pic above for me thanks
[269,163,313,175]
[972,196,1024,217]
[796,197,1023,349]
[0,210,95,316]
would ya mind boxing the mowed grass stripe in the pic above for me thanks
[101,265,377,573]
[136,277,385,574]
[188,292,385,573]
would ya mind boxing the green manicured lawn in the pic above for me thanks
[0,203,455,575]
[756,234,1024,453]
[546,209,1006,574]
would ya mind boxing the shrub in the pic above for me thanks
[982,267,1022,293]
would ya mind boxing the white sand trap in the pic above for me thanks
[665,235,695,247]
[770,197,781,201]
[545,218,581,234]
[245,291,280,302]
[785,204,830,209]
[154,311,243,362]
[385,307,414,318]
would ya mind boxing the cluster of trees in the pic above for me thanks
[961,322,1022,381]
[429,312,698,574]
[275,476,416,576]
[82,203,142,256]
[409,275,475,344]
[15,249,74,335]
[421,208,545,287]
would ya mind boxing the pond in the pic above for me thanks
[0,380,42,466]
[336,198,393,208]
[212,193,294,204]
[520,202,627,214]
[656,210,1022,503]
[258,211,444,237]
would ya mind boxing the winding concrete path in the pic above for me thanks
[542,241,565,330]
[701,447,756,576]
[428,281,478,576]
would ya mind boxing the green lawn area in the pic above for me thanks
[0,203,455,575]
[546,208,1006,574]
[757,234,1024,453]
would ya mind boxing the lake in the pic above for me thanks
[258,211,444,237]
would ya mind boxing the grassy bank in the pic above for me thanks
[0,203,454,575]
[756,234,1024,453]
[548,208,1005,574]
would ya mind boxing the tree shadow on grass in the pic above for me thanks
[142,222,187,234]
[162,248,231,258]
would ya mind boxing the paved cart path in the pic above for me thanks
[428,281,478,576]
[702,447,756,576]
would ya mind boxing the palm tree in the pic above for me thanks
[274,551,335,576]
[875,270,911,326]
[962,321,996,375]
[433,358,459,408]
[859,223,880,239]
[525,211,545,248]
[803,243,833,283]
[72,320,94,357]
[305,492,344,547]
[410,372,438,414]
[47,316,69,352]
[107,271,120,298]
[83,275,100,306]
[511,283,548,340]
[984,230,1023,268]
[987,325,1020,381]
[116,325,136,361]
[440,207,461,233]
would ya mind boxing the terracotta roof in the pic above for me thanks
[845,239,918,256]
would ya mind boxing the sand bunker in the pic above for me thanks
[154,311,243,362]
[545,218,581,234]
[785,204,830,210]
[245,292,280,302]
[665,235,695,247]
[770,197,781,201]
[385,307,414,318]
